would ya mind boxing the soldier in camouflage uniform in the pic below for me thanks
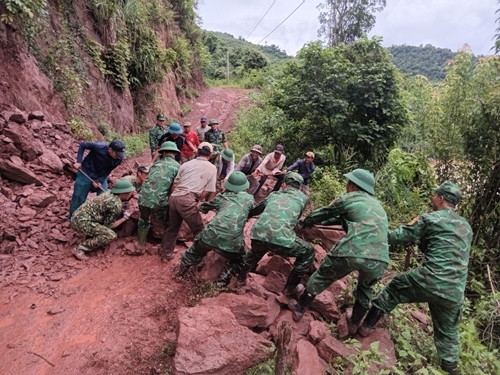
[237,172,315,297]
[136,142,180,252]
[123,165,149,193]
[70,178,136,260]
[288,169,389,329]
[149,114,167,158]
[358,181,472,375]
[177,172,254,287]
[204,119,228,149]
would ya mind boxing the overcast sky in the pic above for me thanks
[198,0,497,56]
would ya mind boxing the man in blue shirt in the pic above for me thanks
[68,139,125,220]
[286,151,316,195]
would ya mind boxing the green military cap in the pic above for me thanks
[224,171,249,192]
[221,148,234,161]
[434,180,462,205]
[111,178,136,194]
[344,168,375,195]
[157,114,166,121]
[284,172,303,187]
[159,141,180,153]
[208,119,219,125]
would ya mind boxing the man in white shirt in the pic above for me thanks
[249,144,286,196]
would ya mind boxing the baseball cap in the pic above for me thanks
[198,142,214,153]
[109,139,126,159]
[434,181,462,205]
[305,151,315,159]
[274,144,284,154]
[200,117,207,122]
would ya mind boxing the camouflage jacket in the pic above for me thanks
[304,191,389,263]
[72,192,122,228]
[198,191,254,253]
[149,125,167,151]
[388,208,472,302]
[204,129,227,146]
[138,156,179,209]
[123,175,143,193]
[250,187,308,248]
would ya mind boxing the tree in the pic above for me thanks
[317,0,386,47]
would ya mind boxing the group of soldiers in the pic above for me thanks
[66,115,471,375]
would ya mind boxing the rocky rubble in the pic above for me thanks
[174,252,397,375]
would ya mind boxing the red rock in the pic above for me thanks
[269,310,314,339]
[262,270,287,294]
[316,336,356,363]
[201,292,278,329]
[17,206,37,222]
[327,278,348,299]
[38,146,64,174]
[198,251,227,282]
[313,244,328,270]
[9,155,23,166]
[292,339,327,375]
[0,159,43,185]
[356,328,396,373]
[3,122,44,161]
[411,309,428,325]
[174,306,273,375]
[177,220,194,242]
[28,111,44,121]
[265,296,282,327]
[235,272,274,300]
[27,191,57,207]
[256,253,293,276]
[308,320,331,345]
[337,310,351,339]
[8,112,27,124]
[295,225,345,251]
[311,289,339,321]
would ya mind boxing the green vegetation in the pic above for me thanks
[0,0,47,24]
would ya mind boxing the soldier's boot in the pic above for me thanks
[72,245,90,261]
[283,269,305,297]
[288,289,316,322]
[236,264,251,287]
[135,226,149,252]
[176,263,191,278]
[358,306,384,337]
[347,300,369,335]
[441,360,460,375]
[215,264,237,289]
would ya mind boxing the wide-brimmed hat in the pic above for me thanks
[159,141,180,153]
[221,149,234,161]
[344,169,375,195]
[434,180,462,205]
[208,119,219,125]
[284,172,303,187]
[109,139,126,159]
[224,171,249,192]
[167,123,182,134]
[251,144,262,154]
[111,178,135,194]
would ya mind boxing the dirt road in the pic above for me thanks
[0,87,252,375]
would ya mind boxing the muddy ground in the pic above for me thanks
[0,87,253,375]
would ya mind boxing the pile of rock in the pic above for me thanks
[173,250,397,375]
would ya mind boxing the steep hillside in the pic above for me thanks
[0,0,205,138]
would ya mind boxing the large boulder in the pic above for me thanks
[198,251,227,282]
[3,122,44,161]
[0,159,43,185]
[201,292,280,329]
[262,270,287,294]
[174,306,273,375]
[310,289,339,321]
[308,320,332,345]
[296,225,345,251]
[255,253,293,276]
[37,146,64,174]
[356,328,396,373]
[26,190,57,207]
[292,339,327,375]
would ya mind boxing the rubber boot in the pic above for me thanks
[283,269,305,297]
[237,264,250,287]
[215,264,236,289]
[358,306,384,337]
[441,360,460,375]
[348,300,369,335]
[135,226,149,252]
[288,289,316,322]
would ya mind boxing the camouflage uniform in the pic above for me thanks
[371,208,472,363]
[149,125,166,156]
[138,156,179,231]
[244,187,315,274]
[204,128,227,148]
[304,191,389,308]
[71,192,122,249]
[123,174,143,193]
[181,191,254,271]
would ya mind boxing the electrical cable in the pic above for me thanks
[257,0,305,44]
[246,0,276,39]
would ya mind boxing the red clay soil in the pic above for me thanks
[0,87,252,375]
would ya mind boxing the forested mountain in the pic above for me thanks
[388,44,456,81]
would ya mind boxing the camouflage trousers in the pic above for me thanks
[138,205,168,230]
[245,239,315,275]
[71,220,117,250]
[181,237,245,273]
[372,272,463,363]
[306,255,387,309]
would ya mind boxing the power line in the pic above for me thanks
[246,0,276,39]
[257,0,305,44]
